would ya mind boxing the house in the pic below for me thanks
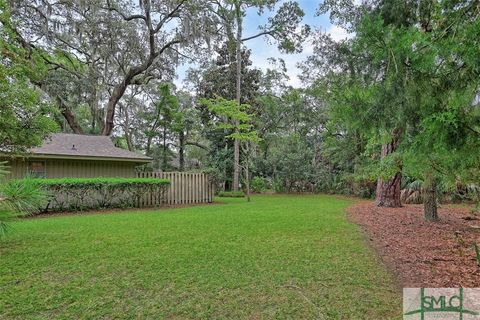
[3,133,152,179]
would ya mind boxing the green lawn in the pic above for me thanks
[0,195,400,319]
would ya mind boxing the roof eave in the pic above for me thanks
[7,153,152,163]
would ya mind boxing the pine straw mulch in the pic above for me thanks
[347,202,480,288]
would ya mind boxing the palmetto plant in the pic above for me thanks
[401,179,424,204]
[0,162,45,238]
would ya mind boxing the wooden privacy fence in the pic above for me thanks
[136,172,214,206]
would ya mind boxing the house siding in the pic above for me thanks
[2,158,138,180]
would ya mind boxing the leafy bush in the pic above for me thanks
[250,176,267,193]
[9,177,170,213]
[450,183,480,203]
[30,177,169,188]
[218,191,245,198]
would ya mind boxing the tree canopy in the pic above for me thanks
[1,0,479,216]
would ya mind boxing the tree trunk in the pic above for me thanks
[245,142,251,202]
[245,164,250,202]
[90,85,97,132]
[232,2,242,191]
[179,131,185,171]
[124,127,134,153]
[424,171,438,221]
[100,41,182,136]
[88,72,104,133]
[162,127,168,171]
[146,136,153,156]
[119,102,134,151]
[56,96,84,134]
[375,172,402,207]
[375,130,402,207]
[102,80,129,136]
[125,133,134,152]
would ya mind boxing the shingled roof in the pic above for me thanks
[29,133,151,162]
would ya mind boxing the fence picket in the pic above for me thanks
[188,173,192,204]
[136,171,213,207]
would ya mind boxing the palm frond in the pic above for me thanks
[0,178,45,239]
[0,161,9,178]
[1,179,46,214]
[0,211,13,239]
[406,179,423,191]
[401,179,424,204]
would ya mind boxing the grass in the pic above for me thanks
[0,195,401,319]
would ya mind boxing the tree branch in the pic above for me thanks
[102,38,183,135]
[55,96,84,134]
[241,30,273,42]
[105,0,147,22]
[185,141,208,150]
[154,0,187,33]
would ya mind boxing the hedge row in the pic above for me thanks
[30,177,170,188]
[10,177,170,212]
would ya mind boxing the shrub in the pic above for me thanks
[251,176,267,193]
[9,177,170,213]
[218,191,245,198]
[400,179,424,204]
[1,177,46,237]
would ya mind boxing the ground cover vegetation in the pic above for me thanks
[0,195,401,319]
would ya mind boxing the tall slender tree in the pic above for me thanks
[211,0,309,190]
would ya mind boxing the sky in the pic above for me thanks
[176,0,352,89]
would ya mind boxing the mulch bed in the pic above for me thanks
[348,202,480,287]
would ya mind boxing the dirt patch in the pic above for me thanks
[348,201,480,287]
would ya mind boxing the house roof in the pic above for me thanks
[29,133,152,163]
